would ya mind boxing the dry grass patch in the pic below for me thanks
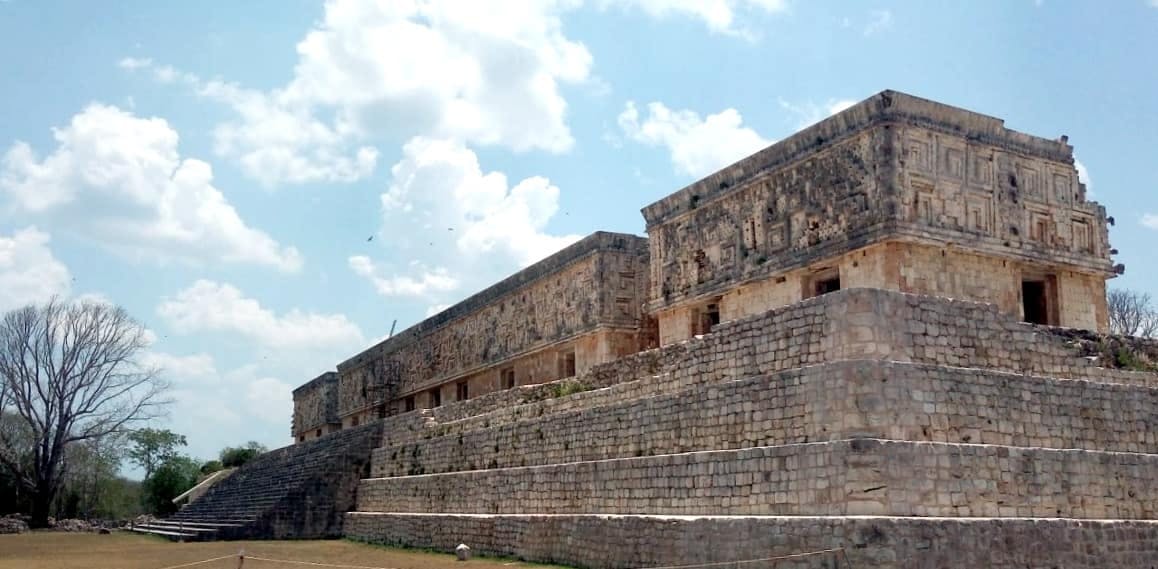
[0,532,556,569]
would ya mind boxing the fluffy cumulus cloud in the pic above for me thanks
[618,101,771,178]
[144,352,296,459]
[0,227,71,312]
[601,0,788,36]
[0,104,302,271]
[350,136,581,304]
[157,279,365,352]
[123,0,593,187]
[348,256,458,298]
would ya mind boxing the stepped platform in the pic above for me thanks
[139,422,382,541]
[345,289,1158,568]
[345,513,1158,568]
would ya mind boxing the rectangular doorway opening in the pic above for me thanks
[404,396,416,412]
[1021,275,1058,326]
[456,380,470,401]
[691,300,722,336]
[807,268,841,299]
[501,368,516,390]
[430,389,442,408]
[560,350,576,378]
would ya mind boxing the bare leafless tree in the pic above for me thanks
[0,297,169,527]
[1108,288,1158,338]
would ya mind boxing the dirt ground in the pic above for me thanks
[0,531,558,569]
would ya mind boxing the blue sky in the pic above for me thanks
[1,0,1156,469]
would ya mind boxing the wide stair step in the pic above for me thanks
[156,422,382,540]
[345,512,1158,568]
[358,439,1158,519]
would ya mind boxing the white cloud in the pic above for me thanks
[140,351,219,379]
[425,304,452,317]
[0,227,71,312]
[147,354,295,460]
[602,0,788,37]
[123,0,593,187]
[1074,158,1091,188]
[618,101,771,178]
[0,104,303,272]
[117,57,153,70]
[348,256,458,298]
[1142,214,1158,230]
[353,136,580,302]
[777,97,858,128]
[863,10,893,36]
[157,279,365,352]
[384,136,581,266]
[244,375,295,423]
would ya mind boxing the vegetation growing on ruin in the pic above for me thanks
[549,379,592,399]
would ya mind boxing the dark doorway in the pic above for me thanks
[1021,278,1056,326]
[807,268,841,299]
[456,381,469,401]
[560,350,576,378]
[815,275,841,296]
[693,301,722,336]
[431,389,442,408]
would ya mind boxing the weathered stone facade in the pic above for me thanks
[291,372,339,442]
[245,90,1154,567]
[308,231,652,438]
[642,90,1114,345]
[346,289,1158,567]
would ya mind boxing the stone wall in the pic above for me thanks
[1048,327,1158,372]
[643,129,891,313]
[358,438,1158,519]
[379,287,1152,435]
[292,372,339,440]
[347,289,1158,567]
[366,287,1154,463]
[369,360,1158,478]
[893,122,1109,274]
[833,288,1151,386]
[328,232,649,422]
[345,513,1158,569]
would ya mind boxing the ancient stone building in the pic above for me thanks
[156,91,1158,567]
[644,90,1114,345]
[291,372,339,442]
[293,231,653,442]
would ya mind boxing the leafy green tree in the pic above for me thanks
[219,441,268,468]
[199,460,223,475]
[141,455,200,516]
[54,434,140,520]
[0,298,169,527]
[128,428,187,479]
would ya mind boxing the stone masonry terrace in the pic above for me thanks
[347,287,1158,568]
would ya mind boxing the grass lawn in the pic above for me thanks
[0,531,553,569]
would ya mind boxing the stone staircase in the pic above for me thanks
[134,422,382,541]
[344,288,1158,568]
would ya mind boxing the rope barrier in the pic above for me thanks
[634,548,846,569]
[154,554,239,569]
[152,548,849,569]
